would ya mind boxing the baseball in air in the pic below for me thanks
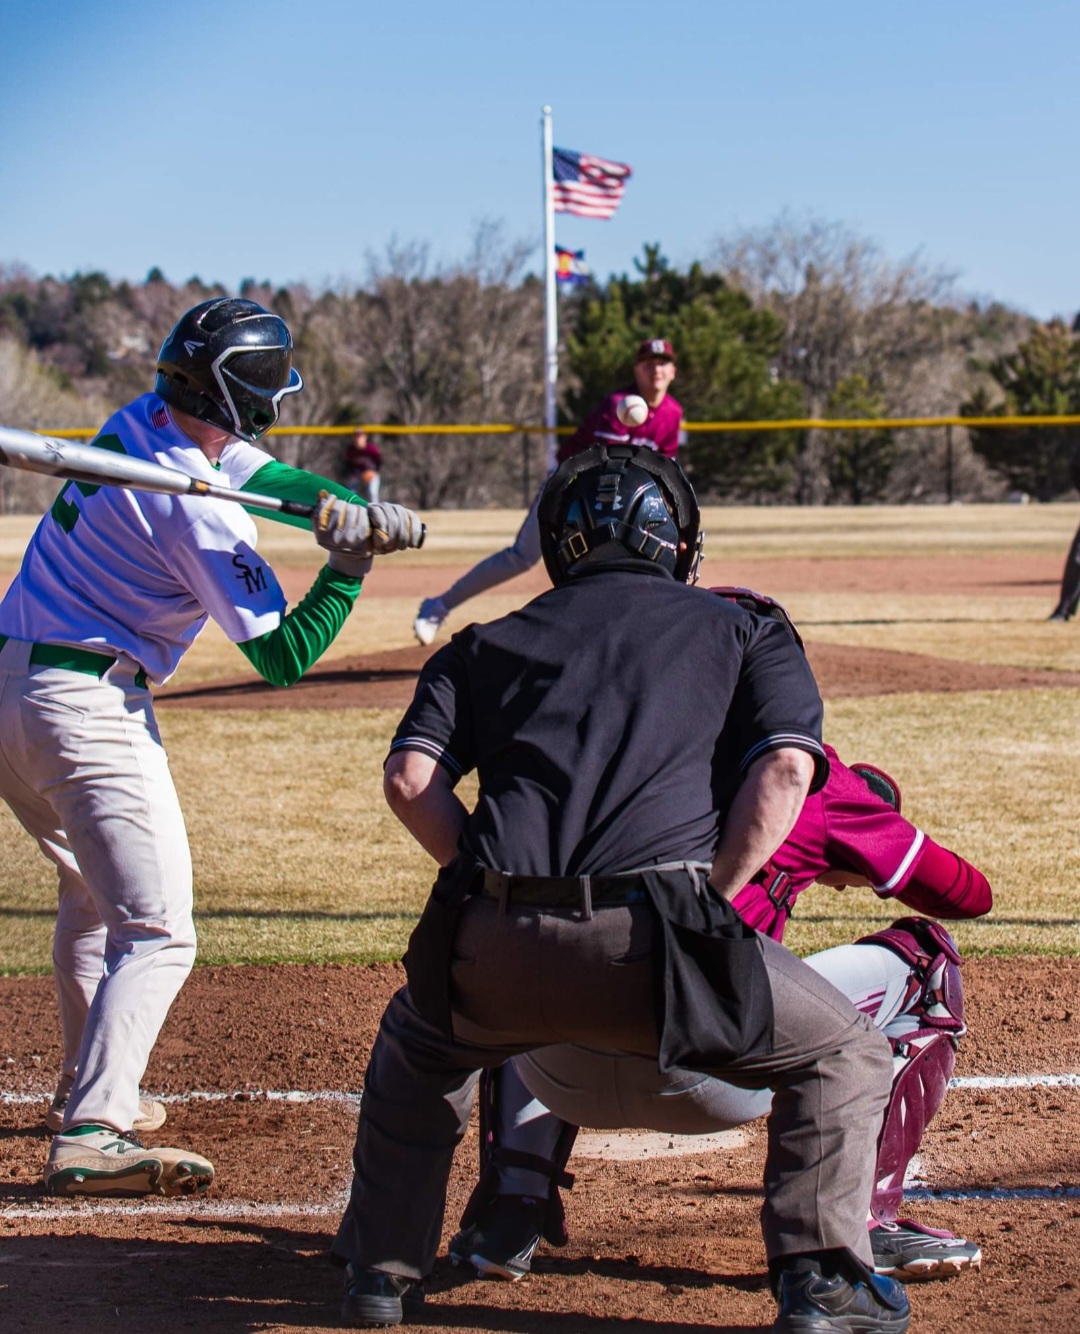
[617,394,649,428]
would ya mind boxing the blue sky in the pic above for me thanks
[2,0,1077,318]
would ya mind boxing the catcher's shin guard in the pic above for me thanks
[855,917,966,1224]
[458,1065,577,1249]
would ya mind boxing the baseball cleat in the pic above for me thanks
[44,1125,214,1198]
[45,1080,167,1135]
[870,1219,982,1281]
[448,1193,545,1281]
[341,1265,424,1327]
[772,1268,910,1332]
[412,597,448,647]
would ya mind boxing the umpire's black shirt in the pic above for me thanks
[390,564,828,876]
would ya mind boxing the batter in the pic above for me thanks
[0,297,420,1198]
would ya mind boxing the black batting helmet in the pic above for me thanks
[155,298,302,442]
[538,444,702,585]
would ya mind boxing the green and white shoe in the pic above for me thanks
[44,1125,214,1198]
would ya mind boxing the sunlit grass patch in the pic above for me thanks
[794,597,1080,673]
[1,690,1077,973]
[784,689,1080,955]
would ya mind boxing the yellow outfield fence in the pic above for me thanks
[32,414,1080,440]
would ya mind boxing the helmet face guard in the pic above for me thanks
[155,298,302,442]
[538,444,702,586]
[210,344,303,440]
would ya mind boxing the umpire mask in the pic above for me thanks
[538,444,702,585]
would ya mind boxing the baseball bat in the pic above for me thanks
[0,426,425,545]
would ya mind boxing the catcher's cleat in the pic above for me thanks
[44,1125,214,1198]
[772,1267,910,1332]
[45,1078,167,1136]
[448,1193,545,1281]
[341,1266,424,1328]
[412,597,448,647]
[870,1219,982,1281]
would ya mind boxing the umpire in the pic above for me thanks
[332,446,906,1333]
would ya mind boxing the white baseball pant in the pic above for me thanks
[0,638,195,1133]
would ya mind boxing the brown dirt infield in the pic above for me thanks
[156,551,1080,710]
[1,960,1079,1333]
[154,638,1080,711]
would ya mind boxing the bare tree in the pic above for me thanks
[0,339,107,514]
[711,214,959,501]
[349,224,543,507]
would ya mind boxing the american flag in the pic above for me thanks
[552,147,632,219]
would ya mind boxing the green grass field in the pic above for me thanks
[1,504,1078,972]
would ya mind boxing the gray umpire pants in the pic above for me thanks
[332,894,892,1279]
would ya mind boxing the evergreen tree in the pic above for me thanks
[962,320,1080,500]
[824,375,897,503]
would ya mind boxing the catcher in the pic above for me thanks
[449,591,991,1288]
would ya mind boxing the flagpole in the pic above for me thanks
[541,104,558,474]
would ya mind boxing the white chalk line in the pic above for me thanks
[907,1185,1080,1202]
[3,1077,1078,1220]
[0,1088,361,1109]
[3,1183,1077,1226]
[951,1074,1080,1089]
[3,1073,1079,1112]
[0,1190,352,1224]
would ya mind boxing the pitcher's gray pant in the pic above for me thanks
[332,895,892,1279]
[438,489,543,611]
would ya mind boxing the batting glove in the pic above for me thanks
[366,502,424,553]
[312,493,373,555]
[326,550,373,579]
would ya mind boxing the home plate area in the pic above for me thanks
[1,959,1078,1333]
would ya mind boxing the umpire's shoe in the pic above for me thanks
[44,1125,214,1197]
[448,1193,545,1280]
[871,1218,982,1281]
[341,1266,424,1328]
[773,1265,910,1332]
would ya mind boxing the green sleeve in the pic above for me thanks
[240,458,364,531]
[236,564,362,687]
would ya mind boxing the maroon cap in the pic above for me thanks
[635,337,676,363]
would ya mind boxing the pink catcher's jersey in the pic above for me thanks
[731,744,989,939]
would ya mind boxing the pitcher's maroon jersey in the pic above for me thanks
[559,387,683,464]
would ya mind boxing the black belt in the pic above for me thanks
[0,635,147,688]
[478,869,648,910]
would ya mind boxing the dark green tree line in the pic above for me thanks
[962,320,1080,501]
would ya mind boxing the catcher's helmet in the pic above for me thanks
[538,444,702,585]
[155,298,302,442]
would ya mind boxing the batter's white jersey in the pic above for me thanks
[0,394,287,685]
